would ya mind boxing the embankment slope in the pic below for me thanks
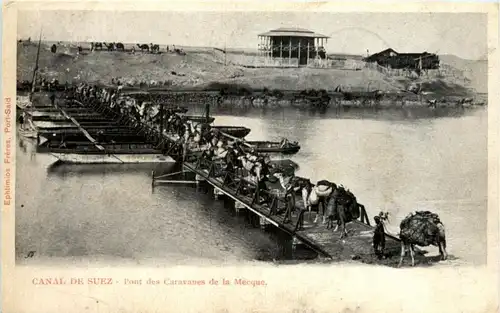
[17,42,484,96]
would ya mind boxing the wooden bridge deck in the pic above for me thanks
[182,160,402,262]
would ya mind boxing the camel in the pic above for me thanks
[324,186,365,238]
[456,97,473,107]
[274,172,312,212]
[427,99,437,108]
[92,42,102,50]
[115,42,125,51]
[137,44,149,52]
[274,173,336,222]
[103,42,115,51]
[307,180,337,223]
[398,211,448,267]
[150,43,160,53]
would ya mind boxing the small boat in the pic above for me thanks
[212,126,251,138]
[244,140,301,154]
[37,130,151,144]
[28,107,92,113]
[30,113,111,122]
[182,115,215,124]
[36,125,135,132]
[32,115,111,122]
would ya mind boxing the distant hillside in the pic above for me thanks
[16,41,480,96]
[439,54,488,93]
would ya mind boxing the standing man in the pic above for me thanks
[49,93,56,107]
[373,215,386,259]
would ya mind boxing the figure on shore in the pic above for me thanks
[373,215,386,259]
[18,111,25,129]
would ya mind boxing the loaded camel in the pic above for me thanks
[456,97,474,107]
[427,99,438,108]
[274,172,335,222]
[274,173,368,234]
[398,211,448,267]
[275,173,314,225]
[150,43,160,53]
[274,172,312,215]
[324,186,367,238]
[115,42,125,51]
[91,42,103,51]
[137,44,150,52]
[103,42,115,51]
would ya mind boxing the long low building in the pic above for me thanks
[364,48,440,70]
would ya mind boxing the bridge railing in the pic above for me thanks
[67,92,306,231]
[185,150,306,232]
[70,92,378,233]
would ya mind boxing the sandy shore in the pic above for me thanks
[17,41,485,102]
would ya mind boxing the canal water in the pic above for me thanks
[15,105,487,265]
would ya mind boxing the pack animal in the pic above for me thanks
[115,42,125,51]
[324,186,364,238]
[137,44,150,52]
[398,211,448,267]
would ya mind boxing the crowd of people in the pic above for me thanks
[176,117,274,204]
[72,83,160,124]
[70,83,277,205]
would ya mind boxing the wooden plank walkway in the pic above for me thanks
[182,160,402,261]
[55,103,105,151]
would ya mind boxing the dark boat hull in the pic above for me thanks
[37,143,174,163]
[244,141,301,154]
[47,152,175,164]
[38,132,154,143]
[212,126,251,138]
[31,115,111,122]
[182,115,215,124]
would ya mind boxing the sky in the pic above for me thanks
[17,10,488,60]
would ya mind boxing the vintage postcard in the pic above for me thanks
[2,1,499,313]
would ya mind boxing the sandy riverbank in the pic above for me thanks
[18,41,486,99]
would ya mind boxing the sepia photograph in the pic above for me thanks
[2,2,498,313]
